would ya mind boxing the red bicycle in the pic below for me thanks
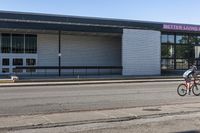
[177,78,200,96]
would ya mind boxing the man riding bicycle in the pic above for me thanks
[183,65,198,94]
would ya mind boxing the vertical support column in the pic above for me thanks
[58,31,61,76]
[174,33,176,70]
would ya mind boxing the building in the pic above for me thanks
[0,11,200,76]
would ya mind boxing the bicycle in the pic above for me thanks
[177,77,200,96]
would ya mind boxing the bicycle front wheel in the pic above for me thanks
[177,84,187,96]
[192,85,200,96]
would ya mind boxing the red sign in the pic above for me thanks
[163,24,200,32]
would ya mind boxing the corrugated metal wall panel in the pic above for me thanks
[37,34,58,66]
[122,29,161,76]
[61,35,121,66]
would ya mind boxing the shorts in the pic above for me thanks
[184,77,191,82]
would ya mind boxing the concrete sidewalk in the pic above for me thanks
[1,102,200,131]
[0,76,183,87]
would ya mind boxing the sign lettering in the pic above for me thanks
[163,24,200,32]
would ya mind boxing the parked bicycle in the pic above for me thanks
[177,77,200,96]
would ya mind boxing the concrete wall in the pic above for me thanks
[122,29,161,76]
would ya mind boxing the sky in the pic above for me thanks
[0,0,199,25]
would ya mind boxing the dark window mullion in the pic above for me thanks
[174,33,177,70]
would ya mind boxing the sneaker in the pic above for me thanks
[187,89,190,94]
[189,89,191,95]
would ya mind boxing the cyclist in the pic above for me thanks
[183,65,198,94]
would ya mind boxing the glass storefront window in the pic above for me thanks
[176,59,188,70]
[1,34,11,53]
[197,36,200,45]
[2,59,9,66]
[161,59,174,70]
[13,68,23,73]
[161,34,168,43]
[176,35,188,44]
[12,34,24,53]
[161,33,200,71]
[195,46,200,59]
[168,35,175,43]
[25,35,37,53]
[26,59,36,66]
[13,58,23,66]
[1,33,37,54]
[2,68,9,73]
[161,45,174,58]
[161,34,174,44]
[189,36,197,45]
[26,58,36,73]
[13,58,23,73]
[176,45,194,59]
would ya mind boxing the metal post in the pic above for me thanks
[174,33,176,70]
[58,31,61,76]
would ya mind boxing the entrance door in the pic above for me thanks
[0,54,37,75]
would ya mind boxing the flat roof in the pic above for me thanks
[0,10,200,34]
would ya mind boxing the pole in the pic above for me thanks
[58,30,61,76]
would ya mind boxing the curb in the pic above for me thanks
[0,78,183,87]
[15,76,182,83]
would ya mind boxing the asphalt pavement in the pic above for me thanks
[3,102,200,133]
[0,81,198,116]
[0,81,200,132]
[0,77,183,87]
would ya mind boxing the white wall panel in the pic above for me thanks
[61,35,121,66]
[37,34,58,66]
[122,29,161,76]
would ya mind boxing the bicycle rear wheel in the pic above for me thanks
[177,84,187,96]
[192,85,200,96]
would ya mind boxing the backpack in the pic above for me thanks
[183,69,193,78]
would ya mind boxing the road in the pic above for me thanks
[0,81,200,116]
[10,112,200,133]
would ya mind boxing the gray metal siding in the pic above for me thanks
[61,35,121,66]
[122,29,161,76]
[37,34,58,66]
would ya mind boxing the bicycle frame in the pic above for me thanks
[177,76,200,96]
[185,78,200,89]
